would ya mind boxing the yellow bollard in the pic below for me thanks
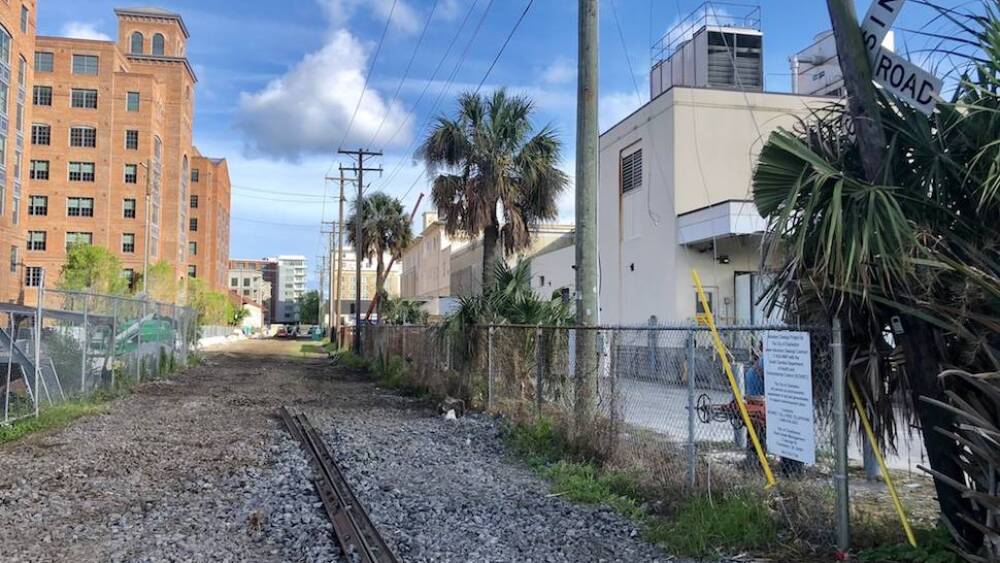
[691,269,776,488]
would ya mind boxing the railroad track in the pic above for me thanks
[278,406,400,563]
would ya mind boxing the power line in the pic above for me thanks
[376,0,495,193]
[474,0,534,94]
[232,185,332,198]
[232,216,320,228]
[368,0,482,191]
[367,0,442,148]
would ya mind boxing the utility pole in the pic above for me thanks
[315,255,328,328]
[139,159,153,294]
[324,170,354,347]
[574,0,599,428]
[825,1,890,555]
[338,149,382,355]
[826,0,886,179]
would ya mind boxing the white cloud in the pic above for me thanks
[60,22,111,41]
[321,0,421,34]
[540,57,576,86]
[236,28,412,161]
[435,0,468,22]
[660,6,733,55]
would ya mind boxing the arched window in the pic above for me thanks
[154,136,162,159]
[130,32,143,54]
[152,33,164,56]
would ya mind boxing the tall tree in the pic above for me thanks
[420,89,568,294]
[137,261,179,303]
[297,290,320,325]
[752,4,999,551]
[59,244,128,295]
[346,192,413,319]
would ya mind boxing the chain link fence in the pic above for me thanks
[1,285,198,424]
[360,322,934,551]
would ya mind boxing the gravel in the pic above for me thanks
[316,400,671,563]
[0,339,675,562]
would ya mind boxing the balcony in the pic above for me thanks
[676,199,766,245]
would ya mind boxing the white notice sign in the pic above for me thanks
[763,331,816,465]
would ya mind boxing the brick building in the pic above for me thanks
[2,5,231,303]
[0,1,37,303]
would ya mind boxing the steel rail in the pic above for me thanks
[278,407,400,563]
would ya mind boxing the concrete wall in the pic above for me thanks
[598,86,830,325]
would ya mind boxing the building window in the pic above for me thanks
[14,102,22,132]
[123,268,135,289]
[230,277,238,287]
[125,129,139,150]
[11,196,19,225]
[28,195,47,216]
[621,148,642,194]
[67,197,94,217]
[243,278,251,287]
[152,33,165,55]
[69,162,95,182]
[25,266,43,287]
[70,126,97,148]
[20,5,28,34]
[31,124,49,145]
[10,245,18,273]
[17,56,25,87]
[72,54,99,75]
[122,233,135,253]
[189,218,197,232]
[123,198,136,218]
[191,168,200,182]
[124,164,138,184]
[65,232,93,250]
[29,160,49,180]
[126,91,140,112]
[34,51,53,72]
[0,134,5,164]
[27,231,46,251]
[12,150,20,179]
[0,27,9,65]
[71,89,98,109]
[130,31,143,54]
[0,82,8,115]
[32,85,52,106]
[188,241,197,256]
[187,265,196,278]
[190,195,198,208]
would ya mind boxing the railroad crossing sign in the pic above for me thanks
[860,0,942,115]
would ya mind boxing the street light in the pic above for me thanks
[137,160,152,294]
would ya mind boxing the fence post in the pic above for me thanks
[109,299,118,389]
[535,326,543,416]
[81,294,89,395]
[487,325,495,411]
[832,317,851,554]
[686,330,697,488]
[34,271,44,418]
[4,312,14,423]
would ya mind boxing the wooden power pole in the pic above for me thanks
[338,149,382,355]
[574,0,600,428]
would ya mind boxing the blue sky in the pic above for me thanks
[37,0,959,288]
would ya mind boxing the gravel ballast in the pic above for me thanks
[316,401,670,563]
[0,339,673,562]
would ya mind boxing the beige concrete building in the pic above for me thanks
[599,10,830,325]
[11,6,231,303]
[400,211,466,317]
[329,247,401,325]
[449,224,574,298]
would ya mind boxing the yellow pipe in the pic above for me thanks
[691,269,776,488]
[848,377,918,547]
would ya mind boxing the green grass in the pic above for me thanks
[0,400,109,445]
[857,528,961,563]
[331,350,369,370]
[504,417,784,560]
[645,491,779,558]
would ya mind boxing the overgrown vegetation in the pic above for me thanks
[0,400,108,445]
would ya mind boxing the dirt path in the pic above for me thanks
[0,339,669,563]
[0,339,340,563]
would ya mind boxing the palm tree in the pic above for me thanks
[420,89,568,294]
[752,3,998,553]
[346,192,413,320]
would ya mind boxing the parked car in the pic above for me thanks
[275,326,289,338]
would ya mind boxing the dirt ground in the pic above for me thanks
[0,339,342,562]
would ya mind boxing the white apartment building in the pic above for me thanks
[598,4,831,326]
[274,255,307,323]
[791,29,894,96]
